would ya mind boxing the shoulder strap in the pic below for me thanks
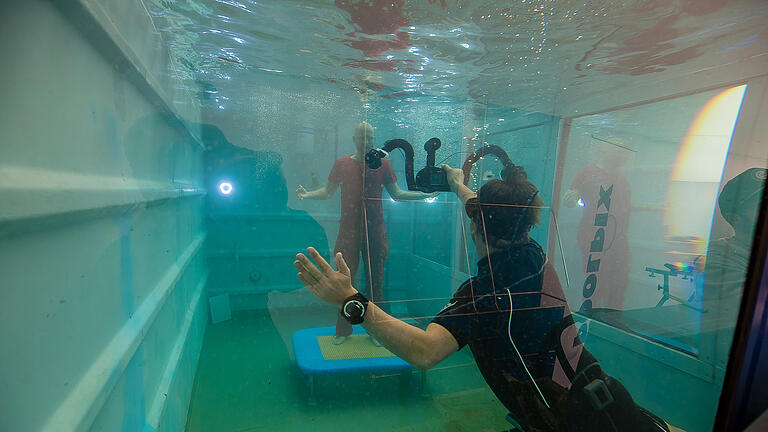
[536,314,577,380]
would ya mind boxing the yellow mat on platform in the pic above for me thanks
[317,335,396,360]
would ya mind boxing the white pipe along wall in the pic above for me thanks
[0,1,208,431]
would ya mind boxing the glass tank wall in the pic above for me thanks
[1,1,767,432]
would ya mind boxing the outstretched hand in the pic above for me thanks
[296,185,308,200]
[441,164,464,193]
[441,164,476,204]
[294,247,357,306]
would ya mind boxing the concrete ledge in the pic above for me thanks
[0,164,204,238]
[146,272,208,430]
[41,233,206,432]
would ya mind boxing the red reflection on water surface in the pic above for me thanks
[578,0,737,75]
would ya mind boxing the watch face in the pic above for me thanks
[344,300,365,318]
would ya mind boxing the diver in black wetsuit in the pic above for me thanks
[295,163,670,432]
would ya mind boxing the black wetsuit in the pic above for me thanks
[432,240,667,432]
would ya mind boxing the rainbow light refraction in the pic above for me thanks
[671,85,747,183]
[665,85,747,240]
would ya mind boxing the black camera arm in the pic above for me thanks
[461,145,514,186]
[365,138,417,190]
[366,139,515,193]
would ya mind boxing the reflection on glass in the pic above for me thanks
[5,1,768,432]
[564,135,634,314]
[295,122,436,344]
[666,86,748,240]
[703,167,767,367]
[554,85,748,357]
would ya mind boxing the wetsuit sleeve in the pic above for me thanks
[431,281,476,349]
[328,158,344,184]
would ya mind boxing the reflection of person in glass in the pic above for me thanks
[201,122,330,271]
[703,167,766,366]
[296,122,437,344]
[563,147,632,313]
[295,164,671,431]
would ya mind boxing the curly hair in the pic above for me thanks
[465,165,544,248]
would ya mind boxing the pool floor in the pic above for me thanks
[184,307,511,432]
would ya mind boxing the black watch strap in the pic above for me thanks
[340,292,369,324]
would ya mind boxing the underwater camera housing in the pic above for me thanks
[415,137,449,193]
[365,137,450,193]
[365,138,516,193]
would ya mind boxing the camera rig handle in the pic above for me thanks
[365,139,515,193]
[462,145,514,185]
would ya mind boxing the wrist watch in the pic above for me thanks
[340,292,369,324]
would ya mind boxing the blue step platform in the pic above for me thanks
[293,325,412,373]
[291,325,422,404]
